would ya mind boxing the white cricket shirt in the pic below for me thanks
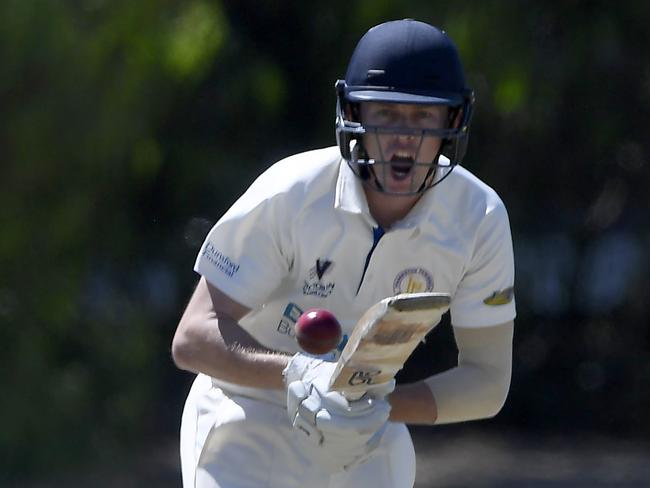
[195,146,516,401]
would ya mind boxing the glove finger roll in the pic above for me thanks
[315,401,390,434]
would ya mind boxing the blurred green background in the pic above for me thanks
[1,0,649,486]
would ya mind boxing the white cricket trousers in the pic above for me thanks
[180,374,416,488]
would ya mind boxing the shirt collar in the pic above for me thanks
[334,158,447,230]
[334,159,372,216]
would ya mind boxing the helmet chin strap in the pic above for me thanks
[351,139,385,191]
[364,166,386,192]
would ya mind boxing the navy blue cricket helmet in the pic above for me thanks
[336,19,475,194]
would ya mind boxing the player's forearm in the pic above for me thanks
[423,322,514,424]
[423,362,510,424]
[388,363,510,425]
[389,321,514,425]
[172,277,292,389]
[172,316,289,390]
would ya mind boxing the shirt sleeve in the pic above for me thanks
[450,199,516,328]
[194,173,293,309]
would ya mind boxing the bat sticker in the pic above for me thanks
[348,370,382,386]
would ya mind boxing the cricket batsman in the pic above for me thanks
[172,19,516,487]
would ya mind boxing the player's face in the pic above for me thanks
[360,102,448,194]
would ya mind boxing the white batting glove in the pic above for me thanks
[283,353,393,472]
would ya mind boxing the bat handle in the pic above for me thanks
[342,391,366,401]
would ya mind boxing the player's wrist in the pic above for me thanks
[283,353,321,387]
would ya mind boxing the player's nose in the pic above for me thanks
[391,132,417,148]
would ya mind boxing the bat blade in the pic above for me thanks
[329,292,451,399]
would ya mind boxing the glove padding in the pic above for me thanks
[283,354,394,472]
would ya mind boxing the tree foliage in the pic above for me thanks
[1,0,649,479]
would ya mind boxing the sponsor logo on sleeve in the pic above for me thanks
[483,286,515,305]
[201,242,240,278]
[393,267,434,294]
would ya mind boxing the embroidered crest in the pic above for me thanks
[393,268,434,294]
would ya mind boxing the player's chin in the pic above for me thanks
[382,182,420,195]
[380,168,426,194]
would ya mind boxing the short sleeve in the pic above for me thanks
[450,200,516,328]
[194,175,292,309]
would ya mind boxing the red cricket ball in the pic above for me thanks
[295,308,342,355]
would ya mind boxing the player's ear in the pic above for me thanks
[346,103,361,122]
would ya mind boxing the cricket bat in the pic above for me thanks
[329,292,451,399]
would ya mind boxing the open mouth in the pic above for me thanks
[389,154,415,181]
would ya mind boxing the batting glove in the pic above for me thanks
[283,353,393,472]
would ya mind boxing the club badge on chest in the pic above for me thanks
[393,267,434,294]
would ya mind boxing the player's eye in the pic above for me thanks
[367,107,397,124]
[373,108,393,118]
[413,110,443,128]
